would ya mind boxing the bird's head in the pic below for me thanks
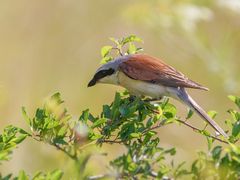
[87,56,129,87]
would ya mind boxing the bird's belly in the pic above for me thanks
[118,72,168,98]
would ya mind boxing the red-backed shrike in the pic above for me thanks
[88,54,228,138]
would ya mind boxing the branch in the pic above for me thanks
[147,108,229,144]
[52,143,78,161]
[142,119,167,134]
[30,135,78,161]
[175,119,229,144]
[98,139,124,144]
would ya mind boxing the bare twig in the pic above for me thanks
[112,47,123,56]
[175,119,229,144]
[146,108,229,144]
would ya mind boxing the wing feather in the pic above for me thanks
[119,54,208,90]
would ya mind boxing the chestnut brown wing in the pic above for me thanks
[119,54,208,90]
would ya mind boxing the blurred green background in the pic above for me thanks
[0,0,239,177]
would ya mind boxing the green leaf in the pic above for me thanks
[164,148,176,156]
[32,171,43,179]
[22,107,31,126]
[35,109,46,121]
[143,131,156,144]
[232,121,240,137]
[211,146,222,160]
[121,35,143,45]
[0,174,12,180]
[111,92,121,119]
[48,169,63,180]
[206,136,213,150]
[50,92,64,105]
[100,56,113,64]
[102,105,111,118]
[18,170,29,180]
[136,47,143,53]
[12,134,28,144]
[109,37,119,45]
[101,46,112,57]
[91,118,106,128]
[186,109,194,119]
[130,132,141,138]
[163,103,177,119]
[127,43,137,54]
[0,151,10,162]
[79,109,89,123]
[208,111,217,119]
[57,126,68,137]
[227,109,240,122]
[228,95,240,108]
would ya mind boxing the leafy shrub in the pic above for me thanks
[0,35,240,179]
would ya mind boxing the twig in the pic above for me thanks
[142,119,167,134]
[175,119,228,144]
[30,134,78,161]
[87,174,113,180]
[147,108,229,144]
[52,143,77,161]
[112,47,123,56]
[99,139,123,144]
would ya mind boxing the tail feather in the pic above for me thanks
[177,88,228,138]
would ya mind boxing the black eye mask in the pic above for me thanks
[88,68,115,87]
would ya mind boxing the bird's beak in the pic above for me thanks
[87,77,96,87]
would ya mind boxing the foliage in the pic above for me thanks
[0,126,28,164]
[0,35,240,179]
[100,34,143,64]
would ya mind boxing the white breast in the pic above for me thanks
[98,71,177,99]
[117,72,169,98]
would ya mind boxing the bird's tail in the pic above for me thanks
[176,88,228,138]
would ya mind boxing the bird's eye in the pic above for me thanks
[94,68,114,80]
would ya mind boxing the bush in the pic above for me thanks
[1,36,240,179]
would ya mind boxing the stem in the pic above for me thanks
[175,119,229,144]
[112,47,123,56]
[30,135,78,161]
[147,108,229,144]
[52,143,78,161]
[99,139,123,144]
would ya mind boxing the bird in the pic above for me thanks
[88,54,228,138]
